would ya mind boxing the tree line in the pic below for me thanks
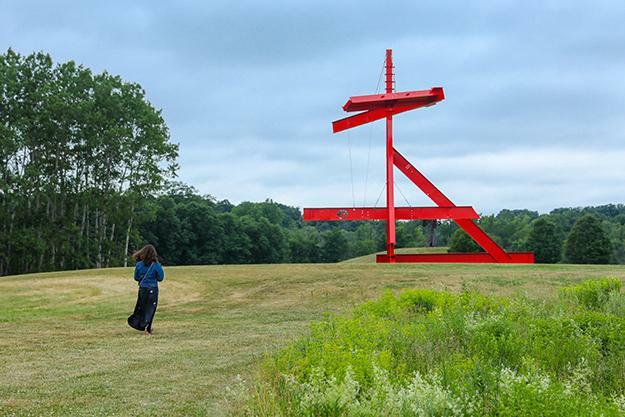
[135,187,429,266]
[447,208,620,264]
[139,192,624,267]
[1,49,622,276]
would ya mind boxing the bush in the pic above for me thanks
[560,278,622,310]
[398,289,453,313]
[448,229,482,253]
[235,280,625,416]
[604,291,625,317]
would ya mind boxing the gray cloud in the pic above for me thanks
[2,0,625,213]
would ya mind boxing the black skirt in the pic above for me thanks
[127,287,159,333]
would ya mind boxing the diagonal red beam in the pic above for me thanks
[343,87,445,112]
[303,206,479,222]
[392,148,511,262]
[333,102,431,134]
[392,148,454,207]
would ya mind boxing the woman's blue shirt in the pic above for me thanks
[134,261,165,288]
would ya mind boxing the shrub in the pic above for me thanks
[448,229,482,253]
[398,289,453,313]
[236,280,625,416]
[560,278,622,310]
[604,291,625,317]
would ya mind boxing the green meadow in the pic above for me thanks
[1,257,625,416]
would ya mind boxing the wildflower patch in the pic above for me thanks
[236,279,625,416]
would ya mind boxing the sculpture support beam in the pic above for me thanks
[332,102,432,133]
[376,252,535,263]
[303,206,479,221]
[392,148,512,262]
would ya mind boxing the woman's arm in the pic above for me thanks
[156,263,165,282]
[134,263,141,282]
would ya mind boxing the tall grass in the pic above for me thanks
[235,279,625,416]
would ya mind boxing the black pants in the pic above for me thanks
[127,287,159,333]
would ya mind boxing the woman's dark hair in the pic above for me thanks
[132,244,158,266]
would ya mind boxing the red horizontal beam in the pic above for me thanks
[343,87,445,112]
[376,252,535,264]
[303,206,479,221]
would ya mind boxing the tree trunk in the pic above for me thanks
[107,221,116,267]
[95,207,101,268]
[124,208,134,268]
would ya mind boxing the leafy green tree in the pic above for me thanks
[479,209,537,251]
[350,223,377,257]
[137,195,183,264]
[176,199,224,265]
[288,227,321,263]
[448,229,482,253]
[602,214,625,264]
[321,229,349,262]
[526,218,562,263]
[0,49,177,275]
[232,200,301,228]
[396,221,427,248]
[564,214,612,264]
[240,216,288,263]
[215,199,235,213]
[219,213,252,264]
[434,221,457,247]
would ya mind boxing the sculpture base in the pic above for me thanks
[376,252,535,264]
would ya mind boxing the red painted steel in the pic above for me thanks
[342,88,444,112]
[385,49,396,261]
[303,49,534,264]
[376,252,535,263]
[392,148,512,262]
[303,206,479,222]
[333,88,444,133]
[333,102,428,133]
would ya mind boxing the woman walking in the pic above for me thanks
[127,244,164,335]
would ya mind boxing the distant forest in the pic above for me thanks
[2,49,623,276]
[136,192,625,267]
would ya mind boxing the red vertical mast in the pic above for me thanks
[385,49,396,261]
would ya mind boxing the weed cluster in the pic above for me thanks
[235,279,625,416]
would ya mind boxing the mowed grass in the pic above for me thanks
[1,258,625,416]
[342,247,450,264]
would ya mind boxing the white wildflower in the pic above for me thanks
[612,393,625,412]
[564,357,592,396]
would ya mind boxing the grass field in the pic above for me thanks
[1,256,625,416]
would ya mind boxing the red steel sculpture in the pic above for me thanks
[303,49,534,264]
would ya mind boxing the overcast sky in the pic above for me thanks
[2,0,625,213]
